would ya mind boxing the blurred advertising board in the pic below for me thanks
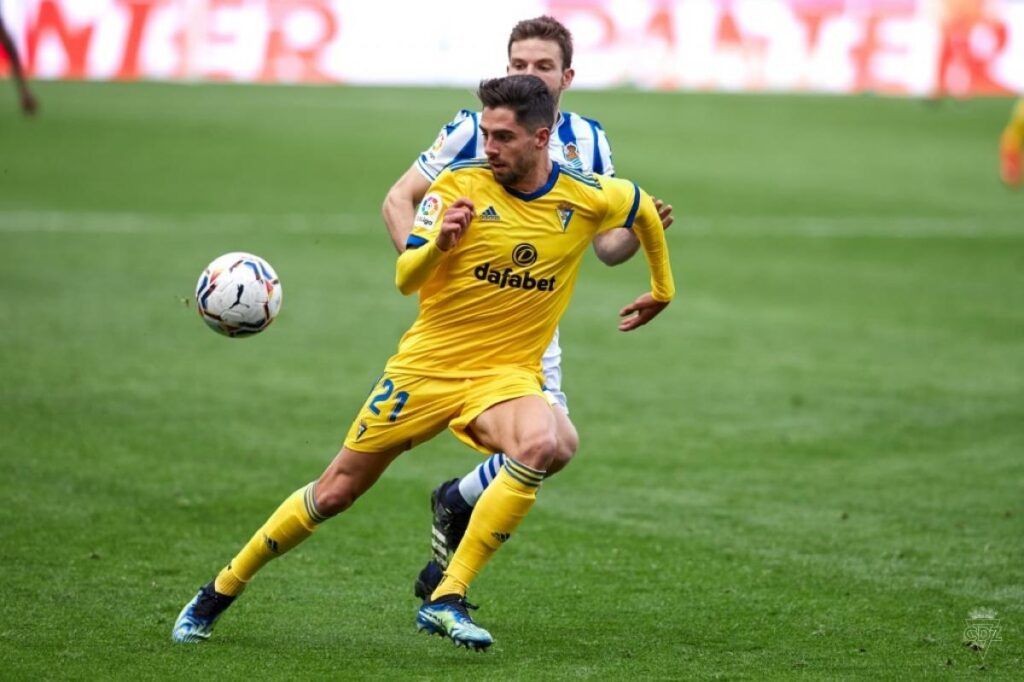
[1,0,1021,95]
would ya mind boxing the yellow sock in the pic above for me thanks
[431,459,543,599]
[214,482,327,596]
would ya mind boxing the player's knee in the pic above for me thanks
[313,479,359,517]
[514,431,559,471]
[550,429,579,472]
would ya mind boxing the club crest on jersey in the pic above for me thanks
[414,193,443,229]
[562,142,583,170]
[480,206,501,222]
[556,203,575,232]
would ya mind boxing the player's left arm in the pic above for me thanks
[586,126,675,265]
[598,182,675,331]
[592,197,674,265]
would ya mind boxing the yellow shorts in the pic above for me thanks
[343,370,546,455]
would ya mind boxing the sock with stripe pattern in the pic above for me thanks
[431,458,544,599]
[453,453,506,507]
[213,482,326,596]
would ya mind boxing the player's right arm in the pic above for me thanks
[382,110,480,252]
[396,198,474,295]
[382,166,431,252]
[395,168,475,295]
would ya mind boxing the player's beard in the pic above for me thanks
[490,151,535,189]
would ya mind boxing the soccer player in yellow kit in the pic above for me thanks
[385,16,675,603]
[1000,99,1024,188]
[171,74,674,650]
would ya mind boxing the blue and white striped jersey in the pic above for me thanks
[416,109,615,182]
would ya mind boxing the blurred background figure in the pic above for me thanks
[0,5,37,115]
[999,99,1024,187]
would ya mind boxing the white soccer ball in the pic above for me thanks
[195,252,282,337]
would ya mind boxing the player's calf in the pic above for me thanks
[172,446,401,642]
[314,446,404,515]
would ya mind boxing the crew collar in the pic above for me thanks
[503,161,560,202]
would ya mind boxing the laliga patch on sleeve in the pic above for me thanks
[414,193,444,230]
[426,130,447,159]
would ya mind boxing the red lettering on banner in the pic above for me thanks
[4,0,1020,95]
[798,9,830,53]
[647,5,674,47]
[870,15,914,94]
[850,15,881,92]
[937,17,1008,96]
[260,0,338,83]
[116,0,159,80]
[716,11,742,48]
[646,3,677,88]
[205,0,243,81]
[26,0,95,78]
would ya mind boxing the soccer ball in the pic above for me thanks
[195,252,282,337]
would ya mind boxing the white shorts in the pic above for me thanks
[541,327,567,412]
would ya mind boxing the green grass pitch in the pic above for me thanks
[1,82,1021,678]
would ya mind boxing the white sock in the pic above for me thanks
[456,453,506,506]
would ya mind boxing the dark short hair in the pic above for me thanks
[477,75,555,132]
[508,15,573,69]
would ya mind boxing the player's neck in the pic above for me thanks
[508,158,554,195]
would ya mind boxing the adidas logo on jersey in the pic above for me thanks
[480,206,501,222]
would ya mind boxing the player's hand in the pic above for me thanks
[652,196,674,230]
[1000,148,1021,188]
[619,292,669,332]
[437,197,474,251]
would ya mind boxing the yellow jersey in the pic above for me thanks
[388,160,674,378]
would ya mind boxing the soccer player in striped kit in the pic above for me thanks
[381,15,674,602]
